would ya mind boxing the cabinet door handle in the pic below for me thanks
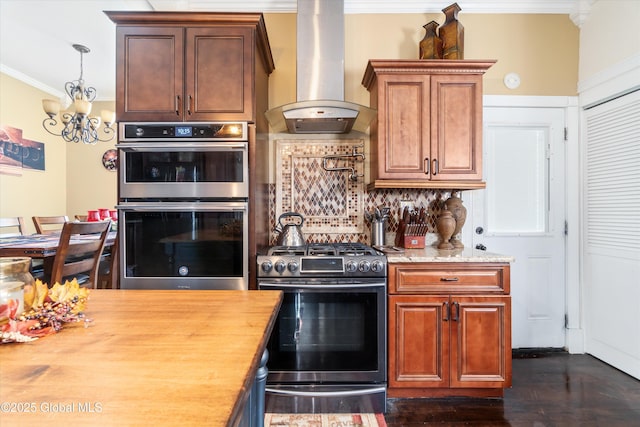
[440,277,459,282]
[175,95,181,116]
[443,301,449,321]
[424,157,430,175]
[432,158,438,175]
[452,301,460,322]
[187,95,193,115]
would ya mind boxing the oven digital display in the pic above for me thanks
[175,126,192,137]
[300,257,344,273]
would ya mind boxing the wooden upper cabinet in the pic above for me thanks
[107,12,275,123]
[362,60,495,190]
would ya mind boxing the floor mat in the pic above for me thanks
[264,413,386,427]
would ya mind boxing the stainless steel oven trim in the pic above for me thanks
[119,121,248,142]
[118,142,249,200]
[258,281,384,290]
[265,386,386,397]
[117,201,248,290]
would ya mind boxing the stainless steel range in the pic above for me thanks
[257,242,387,414]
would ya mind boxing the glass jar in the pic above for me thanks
[0,257,35,320]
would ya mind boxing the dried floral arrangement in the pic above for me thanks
[1,279,90,343]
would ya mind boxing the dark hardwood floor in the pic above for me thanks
[384,350,640,426]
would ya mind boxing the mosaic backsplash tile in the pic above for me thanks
[269,183,461,245]
[275,140,365,236]
[269,138,469,245]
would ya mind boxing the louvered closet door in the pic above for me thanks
[584,89,640,379]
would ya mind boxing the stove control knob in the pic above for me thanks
[261,260,273,273]
[358,260,371,273]
[345,260,358,273]
[288,261,299,273]
[371,260,385,273]
[274,260,287,274]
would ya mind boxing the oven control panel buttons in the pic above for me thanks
[345,261,358,273]
[274,260,287,274]
[370,260,385,273]
[261,260,273,273]
[358,261,371,272]
[178,265,189,276]
[288,261,299,273]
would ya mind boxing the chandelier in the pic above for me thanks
[42,44,115,144]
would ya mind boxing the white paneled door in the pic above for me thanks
[472,107,566,348]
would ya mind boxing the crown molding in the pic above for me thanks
[148,0,579,14]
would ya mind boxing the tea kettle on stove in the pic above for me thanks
[274,212,306,246]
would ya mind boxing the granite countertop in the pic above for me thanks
[385,245,515,263]
[381,233,514,263]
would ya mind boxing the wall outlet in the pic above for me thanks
[400,200,413,211]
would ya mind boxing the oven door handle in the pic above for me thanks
[116,202,247,212]
[258,282,385,290]
[265,386,387,397]
[116,142,247,151]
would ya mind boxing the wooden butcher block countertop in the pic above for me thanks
[0,289,283,426]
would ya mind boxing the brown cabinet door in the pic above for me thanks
[185,27,254,121]
[389,295,449,388]
[430,74,483,180]
[376,75,431,180]
[449,296,512,388]
[115,26,184,122]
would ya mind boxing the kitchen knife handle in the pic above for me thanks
[175,95,180,116]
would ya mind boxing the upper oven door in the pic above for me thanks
[117,141,248,199]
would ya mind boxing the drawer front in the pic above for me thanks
[389,263,509,294]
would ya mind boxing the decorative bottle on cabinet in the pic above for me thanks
[445,191,467,248]
[436,207,456,249]
[440,3,464,59]
[419,21,443,59]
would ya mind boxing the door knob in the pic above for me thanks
[475,227,484,234]
[475,244,487,251]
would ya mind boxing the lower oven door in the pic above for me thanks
[257,280,387,413]
[258,280,386,383]
[117,201,247,290]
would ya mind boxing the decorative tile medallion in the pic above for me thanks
[275,139,365,236]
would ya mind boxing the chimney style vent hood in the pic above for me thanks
[265,0,375,134]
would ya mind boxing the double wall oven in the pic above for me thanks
[116,122,249,290]
[257,243,387,413]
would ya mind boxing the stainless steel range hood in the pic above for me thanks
[265,0,375,134]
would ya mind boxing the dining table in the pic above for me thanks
[0,289,283,426]
[0,231,117,284]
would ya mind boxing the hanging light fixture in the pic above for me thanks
[42,44,115,144]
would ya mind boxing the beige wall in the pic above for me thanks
[264,12,580,111]
[0,73,116,234]
[579,0,640,82]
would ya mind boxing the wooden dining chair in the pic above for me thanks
[98,232,119,289]
[75,214,88,222]
[49,221,110,289]
[32,215,69,234]
[0,217,26,237]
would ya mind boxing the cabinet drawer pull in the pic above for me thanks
[175,95,180,116]
[452,301,460,322]
[443,301,449,321]
[424,157,430,175]
[432,158,438,175]
[440,277,459,282]
[187,95,193,115]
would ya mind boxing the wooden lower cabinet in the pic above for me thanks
[388,263,512,398]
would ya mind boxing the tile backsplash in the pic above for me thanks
[269,181,455,245]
